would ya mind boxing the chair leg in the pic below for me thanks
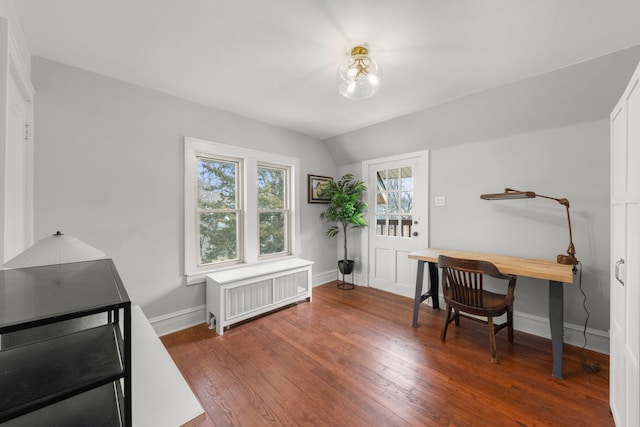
[507,308,514,343]
[441,304,453,342]
[488,316,498,363]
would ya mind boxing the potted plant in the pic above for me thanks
[319,174,368,278]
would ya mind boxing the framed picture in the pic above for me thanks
[308,174,333,204]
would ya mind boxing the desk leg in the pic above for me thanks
[428,262,440,310]
[412,260,425,327]
[549,280,564,379]
[413,261,440,327]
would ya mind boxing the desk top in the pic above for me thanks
[408,248,574,284]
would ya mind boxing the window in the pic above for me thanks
[184,137,300,283]
[375,166,414,237]
[198,156,241,265]
[258,164,289,257]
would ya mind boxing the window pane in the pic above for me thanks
[258,166,285,209]
[260,212,286,255]
[388,192,399,214]
[401,191,413,213]
[401,167,413,190]
[377,170,387,191]
[376,192,387,214]
[199,212,237,264]
[402,215,413,238]
[376,216,387,236]
[198,158,237,209]
[388,168,400,190]
[388,215,399,237]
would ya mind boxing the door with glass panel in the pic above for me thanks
[367,153,428,298]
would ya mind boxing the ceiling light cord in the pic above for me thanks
[576,261,601,374]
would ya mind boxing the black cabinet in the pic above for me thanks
[0,259,131,426]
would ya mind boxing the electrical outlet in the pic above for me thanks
[435,196,446,207]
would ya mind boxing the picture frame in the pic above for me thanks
[308,174,333,204]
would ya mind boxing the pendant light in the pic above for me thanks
[337,45,382,100]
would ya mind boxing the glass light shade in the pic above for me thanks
[337,46,382,100]
[3,231,106,269]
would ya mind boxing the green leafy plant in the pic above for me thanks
[319,174,368,269]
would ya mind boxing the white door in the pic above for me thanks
[610,60,640,427]
[364,152,428,298]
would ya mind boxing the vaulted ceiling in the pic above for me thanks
[14,0,640,140]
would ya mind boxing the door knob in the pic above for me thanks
[412,231,419,236]
[615,258,625,286]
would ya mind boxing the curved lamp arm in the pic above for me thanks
[480,188,578,265]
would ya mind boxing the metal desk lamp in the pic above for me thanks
[480,188,578,265]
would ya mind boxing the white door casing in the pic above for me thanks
[362,151,428,298]
[4,72,30,262]
[0,18,35,264]
[610,60,640,427]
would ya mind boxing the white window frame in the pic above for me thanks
[257,162,291,260]
[184,137,300,284]
[196,153,244,268]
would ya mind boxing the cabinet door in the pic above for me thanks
[610,60,640,427]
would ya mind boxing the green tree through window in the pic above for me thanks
[258,165,288,256]
[198,157,239,264]
[185,137,299,277]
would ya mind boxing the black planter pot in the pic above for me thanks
[338,260,355,274]
[337,260,355,290]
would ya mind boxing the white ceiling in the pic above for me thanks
[13,0,640,140]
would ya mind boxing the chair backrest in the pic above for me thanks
[438,255,515,308]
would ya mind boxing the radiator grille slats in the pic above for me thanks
[274,271,308,302]
[225,271,309,320]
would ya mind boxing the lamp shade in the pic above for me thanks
[3,231,106,269]
[337,45,382,100]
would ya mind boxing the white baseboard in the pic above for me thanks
[312,269,362,287]
[151,282,610,355]
[514,311,610,354]
[313,269,337,287]
[151,270,335,336]
[149,305,206,336]
[419,298,609,354]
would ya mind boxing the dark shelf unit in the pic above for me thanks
[0,259,131,426]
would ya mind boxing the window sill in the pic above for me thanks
[185,256,306,286]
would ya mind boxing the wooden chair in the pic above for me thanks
[438,255,517,363]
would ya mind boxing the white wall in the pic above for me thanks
[31,57,338,322]
[429,121,610,333]
[324,45,640,166]
[332,120,611,351]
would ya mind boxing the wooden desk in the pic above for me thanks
[408,248,574,378]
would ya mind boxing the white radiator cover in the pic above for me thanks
[206,258,313,335]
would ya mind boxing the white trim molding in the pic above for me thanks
[150,305,206,337]
[419,298,609,354]
[152,269,334,336]
[152,281,610,355]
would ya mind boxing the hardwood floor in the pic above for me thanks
[160,283,613,427]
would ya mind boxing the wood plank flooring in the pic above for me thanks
[160,283,613,427]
